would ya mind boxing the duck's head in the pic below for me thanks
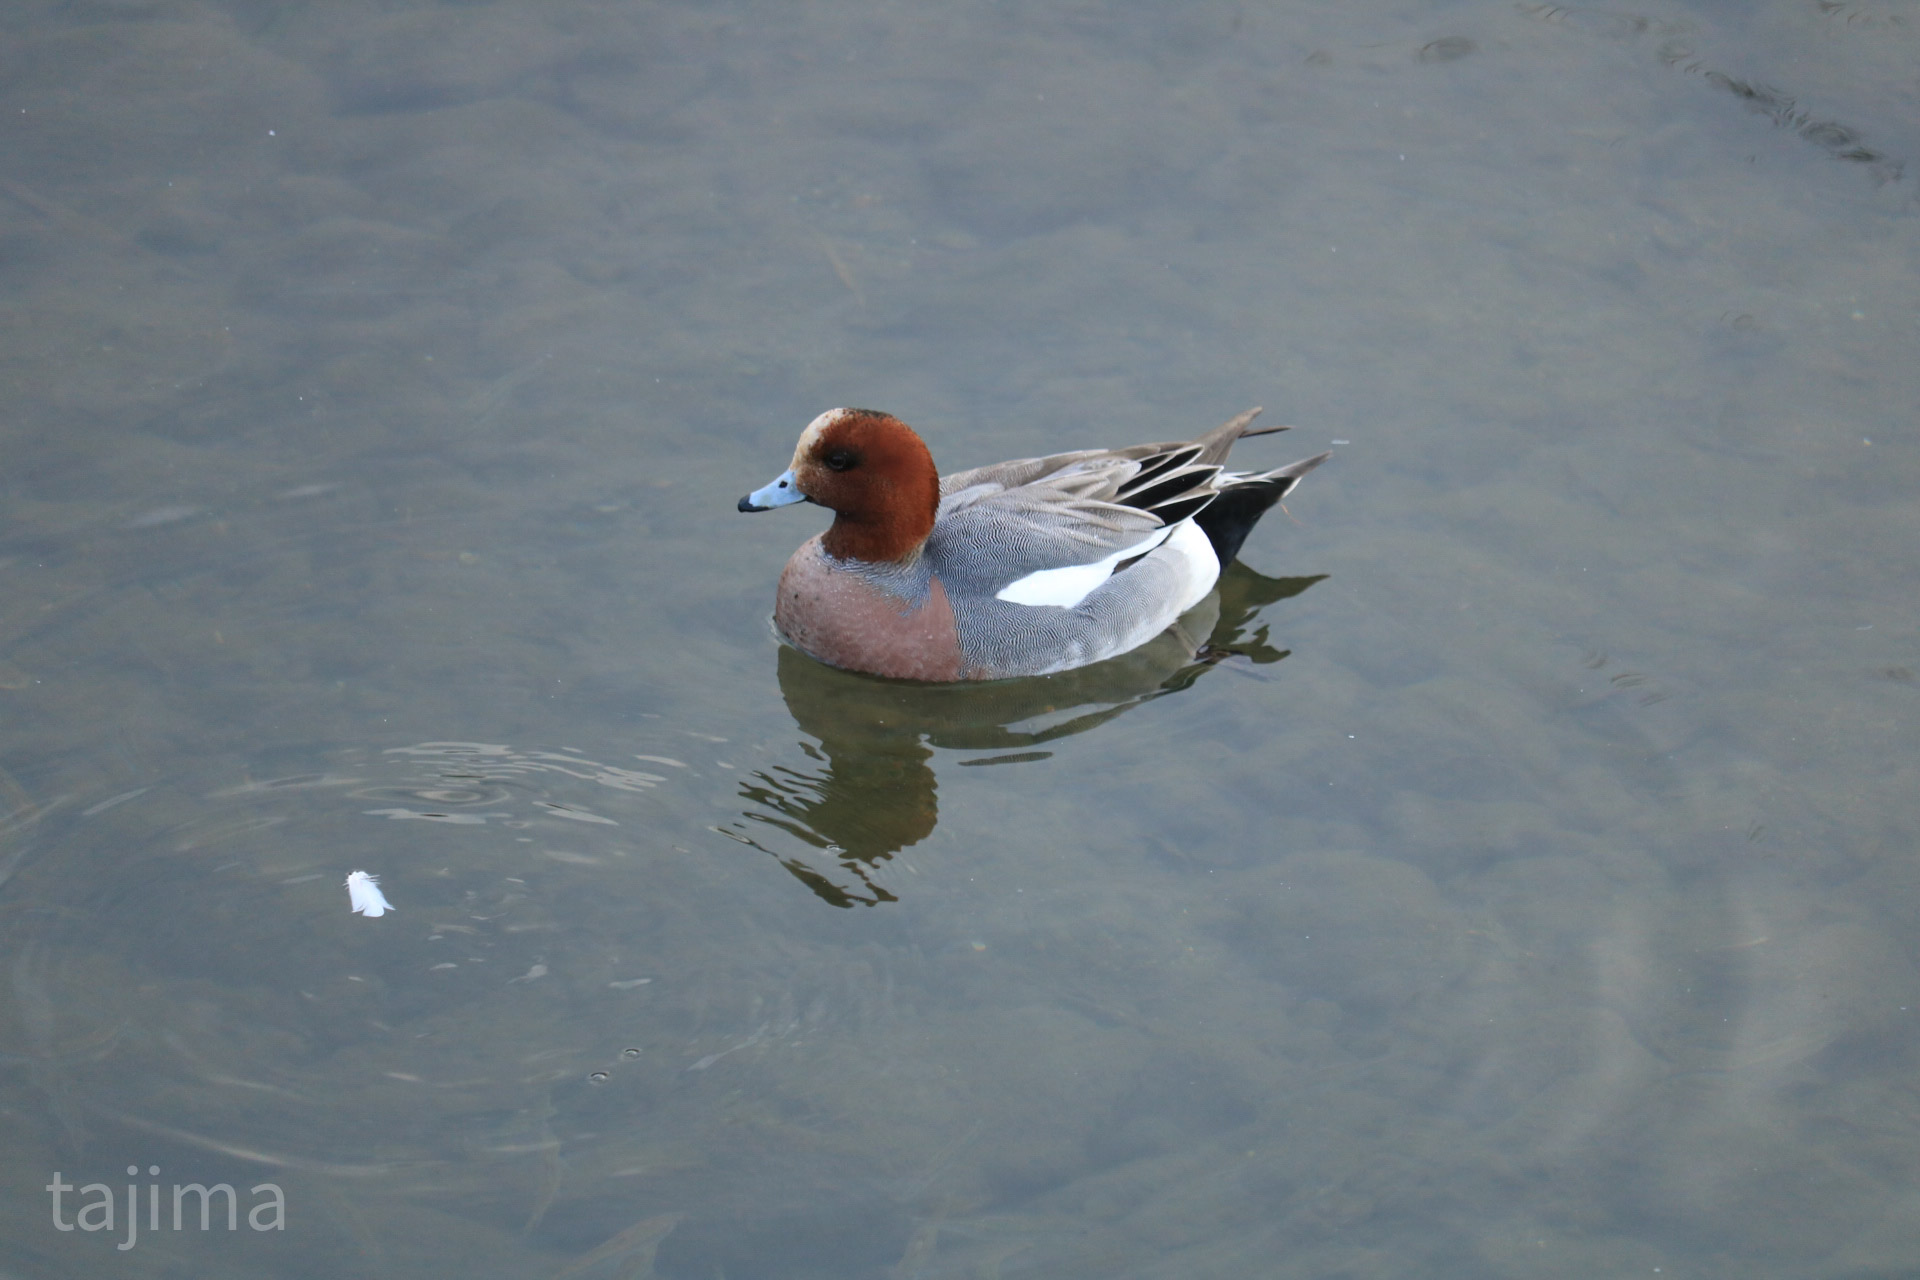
[738,408,941,563]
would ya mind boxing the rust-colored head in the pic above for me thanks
[775,408,941,563]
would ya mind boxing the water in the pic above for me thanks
[1,0,1915,1276]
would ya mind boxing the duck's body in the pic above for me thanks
[739,408,1327,681]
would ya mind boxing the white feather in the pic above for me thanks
[345,870,394,917]
[995,526,1174,608]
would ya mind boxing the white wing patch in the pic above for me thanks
[995,525,1176,608]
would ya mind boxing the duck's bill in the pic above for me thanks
[738,469,809,512]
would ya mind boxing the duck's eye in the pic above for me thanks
[823,449,858,472]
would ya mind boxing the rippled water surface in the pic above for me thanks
[2,0,1916,1276]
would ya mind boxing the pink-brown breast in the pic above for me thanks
[773,535,967,681]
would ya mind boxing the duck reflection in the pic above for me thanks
[724,565,1324,906]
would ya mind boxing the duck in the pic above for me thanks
[738,408,1328,681]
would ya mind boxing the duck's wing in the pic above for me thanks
[938,408,1278,493]
[929,409,1299,599]
[926,467,1211,604]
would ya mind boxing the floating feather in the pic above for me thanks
[344,870,394,917]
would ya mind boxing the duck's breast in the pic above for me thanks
[774,536,967,681]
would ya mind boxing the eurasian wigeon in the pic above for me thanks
[738,408,1328,681]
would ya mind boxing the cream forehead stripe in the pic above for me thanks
[791,408,853,467]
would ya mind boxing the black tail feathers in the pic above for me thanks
[1193,453,1330,567]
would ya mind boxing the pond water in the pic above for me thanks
[1,0,1916,1277]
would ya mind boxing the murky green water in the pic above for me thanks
[1,0,1915,1276]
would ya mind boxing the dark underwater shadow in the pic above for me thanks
[719,564,1325,907]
